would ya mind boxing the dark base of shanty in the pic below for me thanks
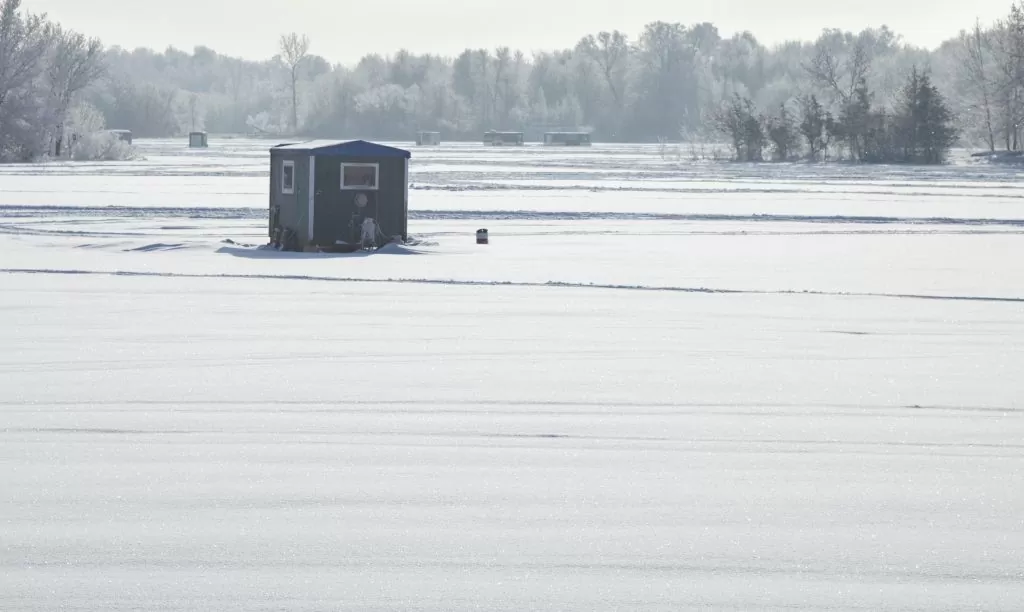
[266,242,401,253]
[270,226,405,253]
[265,242,402,254]
[313,243,364,254]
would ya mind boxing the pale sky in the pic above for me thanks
[22,0,1014,62]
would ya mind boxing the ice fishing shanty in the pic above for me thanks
[108,129,132,144]
[416,131,441,146]
[543,131,592,146]
[483,130,524,146]
[268,140,410,252]
[189,131,208,148]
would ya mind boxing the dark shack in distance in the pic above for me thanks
[268,140,411,252]
[416,131,441,146]
[543,132,592,146]
[108,129,132,144]
[483,131,524,146]
[189,131,208,148]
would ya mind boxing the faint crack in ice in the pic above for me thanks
[1,266,1022,304]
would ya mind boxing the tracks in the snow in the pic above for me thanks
[2,267,1022,304]
[3,204,1024,227]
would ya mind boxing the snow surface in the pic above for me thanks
[2,138,1023,611]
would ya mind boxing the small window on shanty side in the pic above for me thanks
[341,163,378,190]
[281,160,295,194]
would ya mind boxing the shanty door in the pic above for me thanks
[312,189,376,246]
[346,191,378,244]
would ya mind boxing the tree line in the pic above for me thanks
[3,0,1024,162]
[0,0,105,161]
[716,69,957,163]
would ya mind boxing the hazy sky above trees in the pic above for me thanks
[22,0,1012,61]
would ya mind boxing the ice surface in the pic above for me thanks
[1,139,1023,611]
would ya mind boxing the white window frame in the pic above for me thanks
[340,162,379,191]
[281,160,295,195]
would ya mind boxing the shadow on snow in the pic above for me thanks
[215,243,430,259]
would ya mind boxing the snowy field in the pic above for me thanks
[2,138,1023,611]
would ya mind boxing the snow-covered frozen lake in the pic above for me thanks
[2,138,1023,610]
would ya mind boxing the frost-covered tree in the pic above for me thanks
[45,25,104,156]
[633,22,699,139]
[836,78,874,160]
[0,9,993,153]
[0,0,52,160]
[955,21,996,151]
[893,67,957,163]
[767,103,800,160]
[804,29,873,107]
[987,2,1024,150]
[799,94,827,160]
[0,0,107,161]
[715,94,765,161]
[279,32,310,133]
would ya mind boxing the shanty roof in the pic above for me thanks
[271,139,411,158]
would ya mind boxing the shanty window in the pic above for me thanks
[281,160,295,194]
[341,163,378,190]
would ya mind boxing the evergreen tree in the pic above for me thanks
[768,103,800,160]
[862,109,895,163]
[915,72,958,163]
[715,94,765,161]
[823,111,839,160]
[799,95,826,160]
[742,100,766,161]
[715,94,748,160]
[893,67,958,163]
[893,67,921,161]
[838,78,872,161]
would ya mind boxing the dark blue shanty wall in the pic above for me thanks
[268,140,410,248]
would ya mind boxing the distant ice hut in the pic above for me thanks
[188,131,208,148]
[543,132,592,146]
[108,129,132,145]
[416,131,441,146]
[483,131,524,146]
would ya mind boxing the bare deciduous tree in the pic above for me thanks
[958,20,996,151]
[189,92,199,131]
[804,30,872,106]
[492,47,511,124]
[279,32,310,133]
[0,0,58,159]
[989,5,1024,150]
[225,59,246,105]
[46,25,103,156]
[0,0,50,111]
[577,31,629,109]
